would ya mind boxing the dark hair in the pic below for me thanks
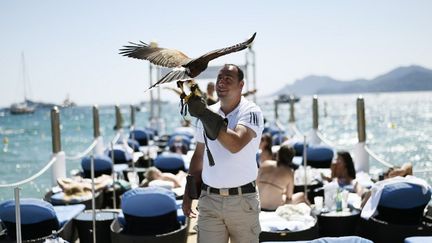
[224,64,244,81]
[337,151,356,179]
[277,144,295,168]
[260,133,273,154]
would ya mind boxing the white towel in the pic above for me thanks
[361,176,431,220]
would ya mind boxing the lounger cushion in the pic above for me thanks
[0,199,60,240]
[121,187,180,235]
[311,236,372,242]
[106,147,132,164]
[125,139,140,152]
[293,142,307,156]
[170,130,194,139]
[376,182,432,224]
[145,127,158,137]
[404,236,432,243]
[290,143,334,167]
[122,187,177,217]
[53,204,85,227]
[130,129,152,145]
[262,127,284,137]
[154,153,186,173]
[306,145,334,168]
[379,182,431,209]
[81,155,113,178]
[117,199,186,226]
[272,133,286,145]
[0,199,57,224]
[175,200,186,225]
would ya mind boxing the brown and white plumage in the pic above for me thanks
[119,32,256,91]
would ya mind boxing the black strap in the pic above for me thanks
[201,182,257,195]
[180,93,187,116]
[203,131,215,166]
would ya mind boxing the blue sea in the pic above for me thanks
[1,91,431,200]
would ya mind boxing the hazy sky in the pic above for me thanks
[1,0,431,107]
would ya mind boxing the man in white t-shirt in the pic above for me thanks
[182,64,264,243]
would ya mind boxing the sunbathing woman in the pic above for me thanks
[257,144,306,211]
[322,151,364,196]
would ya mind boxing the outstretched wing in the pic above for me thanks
[119,41,192,68]
[190,32,256,64]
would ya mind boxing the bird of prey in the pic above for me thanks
[119,32,256,93]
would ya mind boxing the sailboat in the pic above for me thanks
[61,94,77,108]
[10,53,36,115]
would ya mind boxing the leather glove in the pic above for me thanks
[187,95,227,140]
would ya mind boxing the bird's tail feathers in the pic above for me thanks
[159,69,191,84]
[144,69,191,92]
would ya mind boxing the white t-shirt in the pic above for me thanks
[195,97,264,188]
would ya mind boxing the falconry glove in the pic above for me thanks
[187,95,227,140]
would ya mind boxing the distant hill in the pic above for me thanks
[274,65,432,95]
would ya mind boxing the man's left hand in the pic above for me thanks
[187,95,207,118]
[186,93,227,140]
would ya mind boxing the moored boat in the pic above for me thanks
[276,93,301,104]
[9,101,35,115]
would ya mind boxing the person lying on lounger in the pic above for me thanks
[140,167,187,188]
[383,162,413,179]
[57,174,113,195]
[360,162,414,207]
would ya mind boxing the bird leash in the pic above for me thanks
[203,130,216,166]
[179,83,215,167]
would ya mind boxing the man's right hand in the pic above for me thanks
[182,193,197,218]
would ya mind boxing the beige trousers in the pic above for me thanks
[197,190,261,243]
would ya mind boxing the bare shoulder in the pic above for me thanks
[261,160,277,167]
